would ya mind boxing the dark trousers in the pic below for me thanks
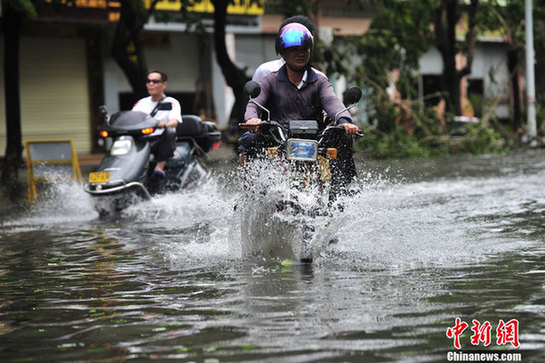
[237,131,264,157]
[237,131,357,187]
[149,128,177,163]
[321,132,357,188]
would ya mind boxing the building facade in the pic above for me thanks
[0,0,512,157]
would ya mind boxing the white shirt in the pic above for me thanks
[252,58,327,83]
[252,59,286,82]
[132,95,182,136]
[298,70,308,89]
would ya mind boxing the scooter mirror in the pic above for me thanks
[157,102,172,111]
[244,81,261,98]
[98,105,110,123]
[344,87,362,105]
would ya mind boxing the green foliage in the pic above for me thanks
[355,91,510,159]
[4,0,79,18]
[350,0,434,88]
[265,0,317,17]
[356,130,439,159]
[478,0,545,109]
[346,0,545,159]
[450,122,508,155]
[271,0,545,159]
[356,122,509,159]
[537,104,545,135]
[4,0,37,17]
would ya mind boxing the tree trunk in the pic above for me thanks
[211,0,250,138]
[507,47,521,131]
[111,0,153,100]
[435,0,478,117]
[1,4,24,199]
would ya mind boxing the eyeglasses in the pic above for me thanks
[146,79,163,84]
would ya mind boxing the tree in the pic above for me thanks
[265,0,346,76]
[354,1,434,85]
[209,0,251,137]
[109,0,252,137]
[0,0,36,199]
[112,0,161,100]
[354,1,483,118]
[433,0,479,116]
[349,0,435,134]
[479,0,545,132]
[535,3,545,124]
[267,0,316,16]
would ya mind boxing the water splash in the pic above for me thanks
[1,181,98,229]
[232,159,352,262]
[3,152,540,273]
[327,163,543,272]
[120,176,243,266]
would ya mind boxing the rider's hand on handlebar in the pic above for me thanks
[341,122,359,136]
[245,118,262,133]
[157,121,167,129]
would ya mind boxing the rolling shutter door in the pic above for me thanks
[0,37,91,157]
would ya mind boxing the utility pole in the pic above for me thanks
[525,0,537,140]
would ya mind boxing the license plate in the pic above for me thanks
[287,139,318,161]
[89,171,110,184]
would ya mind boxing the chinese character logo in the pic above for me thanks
[446,318,469,349]
[470,319,492,346]
[446,318,520,349]
[497,319,520,348]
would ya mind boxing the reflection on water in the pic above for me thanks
[1,151,545,361]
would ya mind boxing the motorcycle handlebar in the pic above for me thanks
[239,121,363,137]
[323,124,364,137]
[239,122,263,129]
[239,121,283,130]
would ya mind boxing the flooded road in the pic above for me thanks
[1,150,545,362]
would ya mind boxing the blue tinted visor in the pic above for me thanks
[280,23,313,49]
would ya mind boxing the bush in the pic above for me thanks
[355,102,510,159]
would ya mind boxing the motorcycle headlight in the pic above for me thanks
[287,139,318,161]
[110,139,132,155]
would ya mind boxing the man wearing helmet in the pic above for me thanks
[239,22,360,189]
[252,15,326,82]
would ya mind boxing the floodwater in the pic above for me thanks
[1,150,545,362]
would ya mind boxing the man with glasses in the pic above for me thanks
[132,70,182,180]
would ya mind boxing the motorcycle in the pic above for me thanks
[239,81,362,263]
[85,104,221,216]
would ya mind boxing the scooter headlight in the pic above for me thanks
[110,139,132,155]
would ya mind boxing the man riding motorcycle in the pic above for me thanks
[252,15,326,83]
[132,70,182,181]
[238,22,360,189]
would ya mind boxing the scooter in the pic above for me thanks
[85,104,221,216]
[239,81,362,262]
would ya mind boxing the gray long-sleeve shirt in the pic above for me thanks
[244,65,352,129]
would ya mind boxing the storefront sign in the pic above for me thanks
[146,0,264,15]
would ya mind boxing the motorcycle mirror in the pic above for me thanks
[157,102,172,111]
[244,81,261,98]
[334,86,362,123]
[98,105,110,123]
[344,87,362,105]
